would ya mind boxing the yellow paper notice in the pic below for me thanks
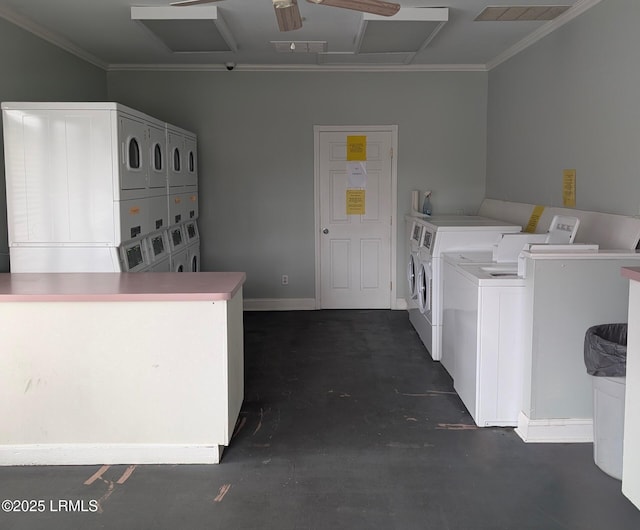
[346,189,366,215]
[563,169,576,208]
[347,136,367,161]
[524,205,545,233]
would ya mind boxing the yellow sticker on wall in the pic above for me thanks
[347,136,367,161]
[563,169,576,208]
[524,205,545,233]
[346,189,366,215]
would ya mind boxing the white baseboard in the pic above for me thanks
[244,298,408,311]
[0,444,223,465]
[395,298,407,310]
[243,298,317,311]
[515,411,593,443]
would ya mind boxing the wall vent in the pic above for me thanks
[475,5,571,21]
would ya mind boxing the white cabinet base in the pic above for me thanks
[0,287,244,466]
[0,444,223,466]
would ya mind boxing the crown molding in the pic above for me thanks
[0,6,107,70]
[107,63,488,73]
[486,0,602,71]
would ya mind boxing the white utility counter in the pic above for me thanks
[0,272,245,465]
[621,267,640,508]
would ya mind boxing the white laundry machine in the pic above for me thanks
[411,216,521,361]
[187,243,200,272]
[171,249,188,272]
[183,220,201,272]
[405,217,425,312]
[169,224,188,272]
[149,256,171,272]
[439,215,581,381]
[442,259,526,426]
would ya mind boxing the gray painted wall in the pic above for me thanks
[0,18,107,272]
[487,0,640,217]
[108,70,488,299]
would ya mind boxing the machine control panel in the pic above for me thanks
[151,235,165,257]
[126,244,144,270]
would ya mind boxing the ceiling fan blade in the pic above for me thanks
[170,0,224,6]
[306,0,400,17]
[273,0,303,32]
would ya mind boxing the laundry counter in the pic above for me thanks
[0,272,245,465]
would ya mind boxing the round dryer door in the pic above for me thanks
[407,254,417,298]
[417,261,432,314]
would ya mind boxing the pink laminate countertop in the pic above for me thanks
[622,267,640,283]
[0,272,246,302]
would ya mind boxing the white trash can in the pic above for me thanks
[584,323,627,481]
[592,375,626,480]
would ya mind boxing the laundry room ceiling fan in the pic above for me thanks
[169,0,401,32]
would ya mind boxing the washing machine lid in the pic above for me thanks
[457,263,525,286]
[422,215,521,231]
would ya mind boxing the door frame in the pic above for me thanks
[313,125,399,310]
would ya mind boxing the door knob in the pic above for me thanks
[323,228,329,234]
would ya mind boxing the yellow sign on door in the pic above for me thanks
[563,169,576,208]
[346,189,366,215]
[347,136,367,161]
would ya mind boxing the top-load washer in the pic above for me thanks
[411,216,521,361]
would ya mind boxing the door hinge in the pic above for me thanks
[390,281,393,290]
[390,147,394,159]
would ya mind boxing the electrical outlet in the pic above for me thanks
[281,274,289,285]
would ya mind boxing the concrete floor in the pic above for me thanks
[1,310,639,529]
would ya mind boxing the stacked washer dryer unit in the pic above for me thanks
[167,124,199,273]
[412,216,521,361]
[1,102,199,274]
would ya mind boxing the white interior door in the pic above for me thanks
[315,127,396,309]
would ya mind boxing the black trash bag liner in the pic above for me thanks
[584,323,627,377]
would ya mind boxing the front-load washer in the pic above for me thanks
[183,219,200,272]
[187,241,200,272]
[171,248,188,272]
[406,217,424,310]
[411,216,521,361]
[149,256,171,272]
[168,224,187,272]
